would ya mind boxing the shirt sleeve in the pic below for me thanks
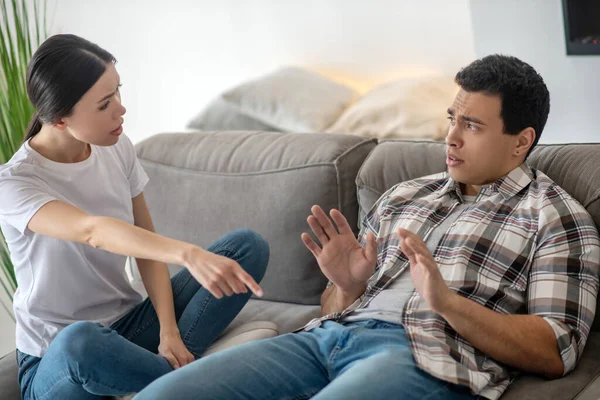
[527,193,600,375]
[0,175,57,234]
[119,134,149,197]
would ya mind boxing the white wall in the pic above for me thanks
[469,0,600,144]
[47,0,476,144]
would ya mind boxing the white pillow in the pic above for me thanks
[326,76,458,140]
[222,67,359,132]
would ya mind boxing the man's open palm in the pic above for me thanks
[301,206,377,292]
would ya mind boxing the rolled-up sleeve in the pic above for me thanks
[527,195,600,375]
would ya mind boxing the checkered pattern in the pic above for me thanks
[301,164,600,400]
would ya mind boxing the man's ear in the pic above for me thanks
[515,127,535,157]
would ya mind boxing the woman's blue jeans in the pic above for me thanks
[16,229,269,400]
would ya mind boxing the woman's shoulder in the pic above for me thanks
[0,144,40,180]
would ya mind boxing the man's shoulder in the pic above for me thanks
[529,169,597,231]
[530,169,584,207]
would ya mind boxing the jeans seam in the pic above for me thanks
[213,246,239,259]
[35,372,70,400]
[182,289,213,357]
[328,328,358,380]
[124,308,159,342]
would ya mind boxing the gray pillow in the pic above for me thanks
[187,96,277,132]
[222,67,359,132]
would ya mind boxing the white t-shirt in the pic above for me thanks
[0,134,148,357]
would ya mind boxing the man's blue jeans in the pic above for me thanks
[16,229,269,400]
[134,319,476,400]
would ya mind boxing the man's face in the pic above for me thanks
[445,89,526,195]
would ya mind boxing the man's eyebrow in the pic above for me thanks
[447,108,486,126]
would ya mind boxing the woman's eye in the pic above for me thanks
[99,102,110,111]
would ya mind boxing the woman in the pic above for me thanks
[0,34,269,399]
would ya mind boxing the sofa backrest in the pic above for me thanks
[136,131,376,305]
[357,141,600,330]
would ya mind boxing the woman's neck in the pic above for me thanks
[29,126,91,163]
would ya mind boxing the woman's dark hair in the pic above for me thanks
[24,34,116,142]
[454,54,550,158]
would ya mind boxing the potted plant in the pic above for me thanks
[0,0,48,321]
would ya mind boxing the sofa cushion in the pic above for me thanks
[202,320,279,356]
[225,299,321,335]
[356,141,600,330]
[356,140,446,224]
[0,351,19,400]
[136,131,376,305]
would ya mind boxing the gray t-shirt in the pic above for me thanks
[343,195,476,325]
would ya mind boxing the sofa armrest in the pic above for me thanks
[575,373,600,400]
[0,351,20,400]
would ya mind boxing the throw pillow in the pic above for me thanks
[222,67,359,132]
[326,76,458,140]
[187,96,277,132]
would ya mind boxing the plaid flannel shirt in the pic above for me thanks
[301,164,600,399]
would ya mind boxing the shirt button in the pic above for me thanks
[406,310,413,315]
[435,257,441,262]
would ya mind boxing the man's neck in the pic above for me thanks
[460,183,481,196]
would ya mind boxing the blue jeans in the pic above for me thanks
[134,319,476,400]
[16,229,269,400]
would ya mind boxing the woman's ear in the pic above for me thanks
[52,120,67,131]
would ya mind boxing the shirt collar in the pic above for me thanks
[437,163,534,201]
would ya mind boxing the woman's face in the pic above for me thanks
[61,63,126,146]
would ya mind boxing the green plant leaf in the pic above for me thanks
[0,0,48,310]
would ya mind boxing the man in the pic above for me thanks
[134,55,600,400]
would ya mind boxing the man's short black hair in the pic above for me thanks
[454,54,550,158]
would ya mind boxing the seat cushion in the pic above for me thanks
[225,299,321,335]
[203,320,279,356]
